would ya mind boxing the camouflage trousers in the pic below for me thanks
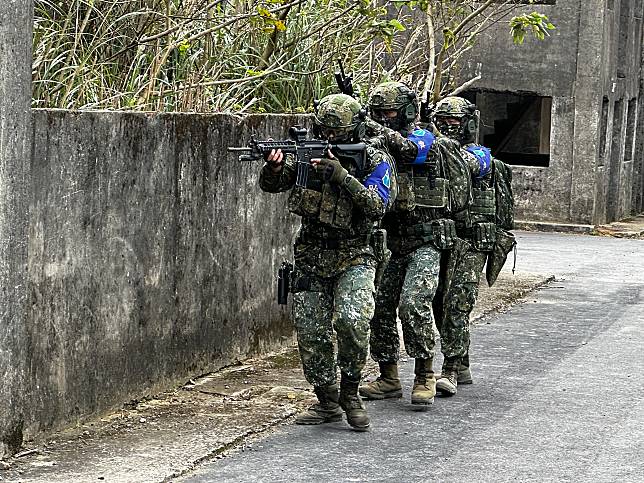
[370,244,442,362]
[293,263,376,387]
[435,245,487,359]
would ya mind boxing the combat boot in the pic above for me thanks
[411,358,435,407]
[359,362,402,400]
[436,357,459,396]
[458,353,473,385]
[295,383,343,425]
[339,374,370,431]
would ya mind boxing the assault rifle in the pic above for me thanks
[228,126,368,188]
[335,60,356,98]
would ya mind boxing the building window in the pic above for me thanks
[463,90,552,167]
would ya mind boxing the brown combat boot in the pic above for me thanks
[359,362,402,400]
[411,358,436,407]
[458,353,473,384]
[295,383,343,425]
[339,374,370,431]
[436,357,459,396]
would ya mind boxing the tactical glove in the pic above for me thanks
[318,157,348,185]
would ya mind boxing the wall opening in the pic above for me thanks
[607,99,624,222]
[598,97,610,165]
[463,90,552,167]
[617,0,633,78]
[625,98,637,161]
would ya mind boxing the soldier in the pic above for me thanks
[359,82,472,407]
[259,93,395,430]
[432,96,516,396]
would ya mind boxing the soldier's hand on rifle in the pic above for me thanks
[312,149,348,185]
[266,148,284,173]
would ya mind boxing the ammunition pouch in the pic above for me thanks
[471,187,496,219]
[472,222,496,252]
[288,185,353,229]
[394,172,448,212]
[485,228,517,287]
[288,187,322,217]
[431,218,457,250]
[415,177,448,209]
[394,218,456,251]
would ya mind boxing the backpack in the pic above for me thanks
[492,158,514,230]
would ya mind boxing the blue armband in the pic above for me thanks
[363,162,392,204]
[466,145,492,178]
[407,129,435,164]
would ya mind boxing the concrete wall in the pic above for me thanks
[23,111,301,437]
[459,0,644,225]
[0,1,33,459]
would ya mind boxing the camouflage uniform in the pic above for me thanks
[360,82,472,406]
[260,94,395,428]
[368,128,471,364]
[434,145,490,365]
[433,96,514,393]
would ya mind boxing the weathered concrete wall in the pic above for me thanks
[25,111,301,436]
[458,0,644,225]
[0,1,33,458]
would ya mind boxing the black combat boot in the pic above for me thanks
[339,374,370,431]
[359,361,402,400]
[458,353,473,384]
[436,356,459,396]
[295,383,343,425]
[411,358,436,407]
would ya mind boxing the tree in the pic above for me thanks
[32,1,554,112]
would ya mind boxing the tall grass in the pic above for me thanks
[33,1,550,112]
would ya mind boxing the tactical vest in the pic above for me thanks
[466,144,496,224]
[395,129,448,212]
[286,160,362,230]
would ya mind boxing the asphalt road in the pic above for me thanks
[178,232,644,483]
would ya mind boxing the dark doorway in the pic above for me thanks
[463,90,552,167]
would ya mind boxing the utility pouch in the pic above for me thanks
[371,228,391,289]
[394,172,416,211]
[472,188,496,217]
[318,184,336,225]
[332,190,353,229]
[473,222,496,252]
[485,229,517,287]
[415,177,448,209]
[431,218,456,250]
[287,187,322,217]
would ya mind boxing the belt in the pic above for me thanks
[299,233,371,250]
[390,222,434,238]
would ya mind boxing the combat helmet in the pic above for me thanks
[368,81,418,133]
[433,96,479,144]
[313,93,366,142]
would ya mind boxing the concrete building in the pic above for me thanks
[459,0,644,226]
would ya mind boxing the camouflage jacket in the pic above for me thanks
[259,144,395,278]
[367,120,472,254]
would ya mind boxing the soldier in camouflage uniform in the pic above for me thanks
[259,94,395,430]
[432,96,515,396]
[358,82,472,407]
